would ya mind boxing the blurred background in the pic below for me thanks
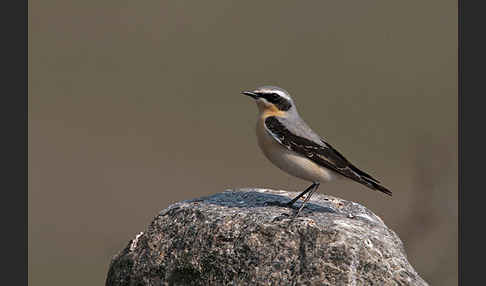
[29,1,457,285]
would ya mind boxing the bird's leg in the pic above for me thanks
[286,182,317,208]
[294,182,320,217]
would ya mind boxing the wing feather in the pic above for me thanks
[264,116,391,196]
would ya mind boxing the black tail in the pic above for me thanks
[347,164,392,196]
[362,176,393,196]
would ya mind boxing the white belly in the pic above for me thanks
[256,119,336,183]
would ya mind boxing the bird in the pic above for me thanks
[241,86,392,216]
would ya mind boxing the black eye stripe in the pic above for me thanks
[260,93,281,103]
[258,92,292,111]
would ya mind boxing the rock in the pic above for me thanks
[105,189,428,286]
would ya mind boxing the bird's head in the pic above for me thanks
[242,86,295,117]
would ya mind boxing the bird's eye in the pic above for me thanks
[260,93,292,111]
[265,93,281,103]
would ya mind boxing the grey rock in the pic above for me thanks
[106,189,428,286]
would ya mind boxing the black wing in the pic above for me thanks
[264,116,392,196]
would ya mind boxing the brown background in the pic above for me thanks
[29,1,457,285]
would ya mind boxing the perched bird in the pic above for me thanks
[242,86,392,216]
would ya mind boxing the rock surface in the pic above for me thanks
[105,189,428,286]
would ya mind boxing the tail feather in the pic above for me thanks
[347,164,391,196]
[349,164,381,184]
[362,177,392,196]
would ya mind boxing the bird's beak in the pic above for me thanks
[242,91,259,99]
